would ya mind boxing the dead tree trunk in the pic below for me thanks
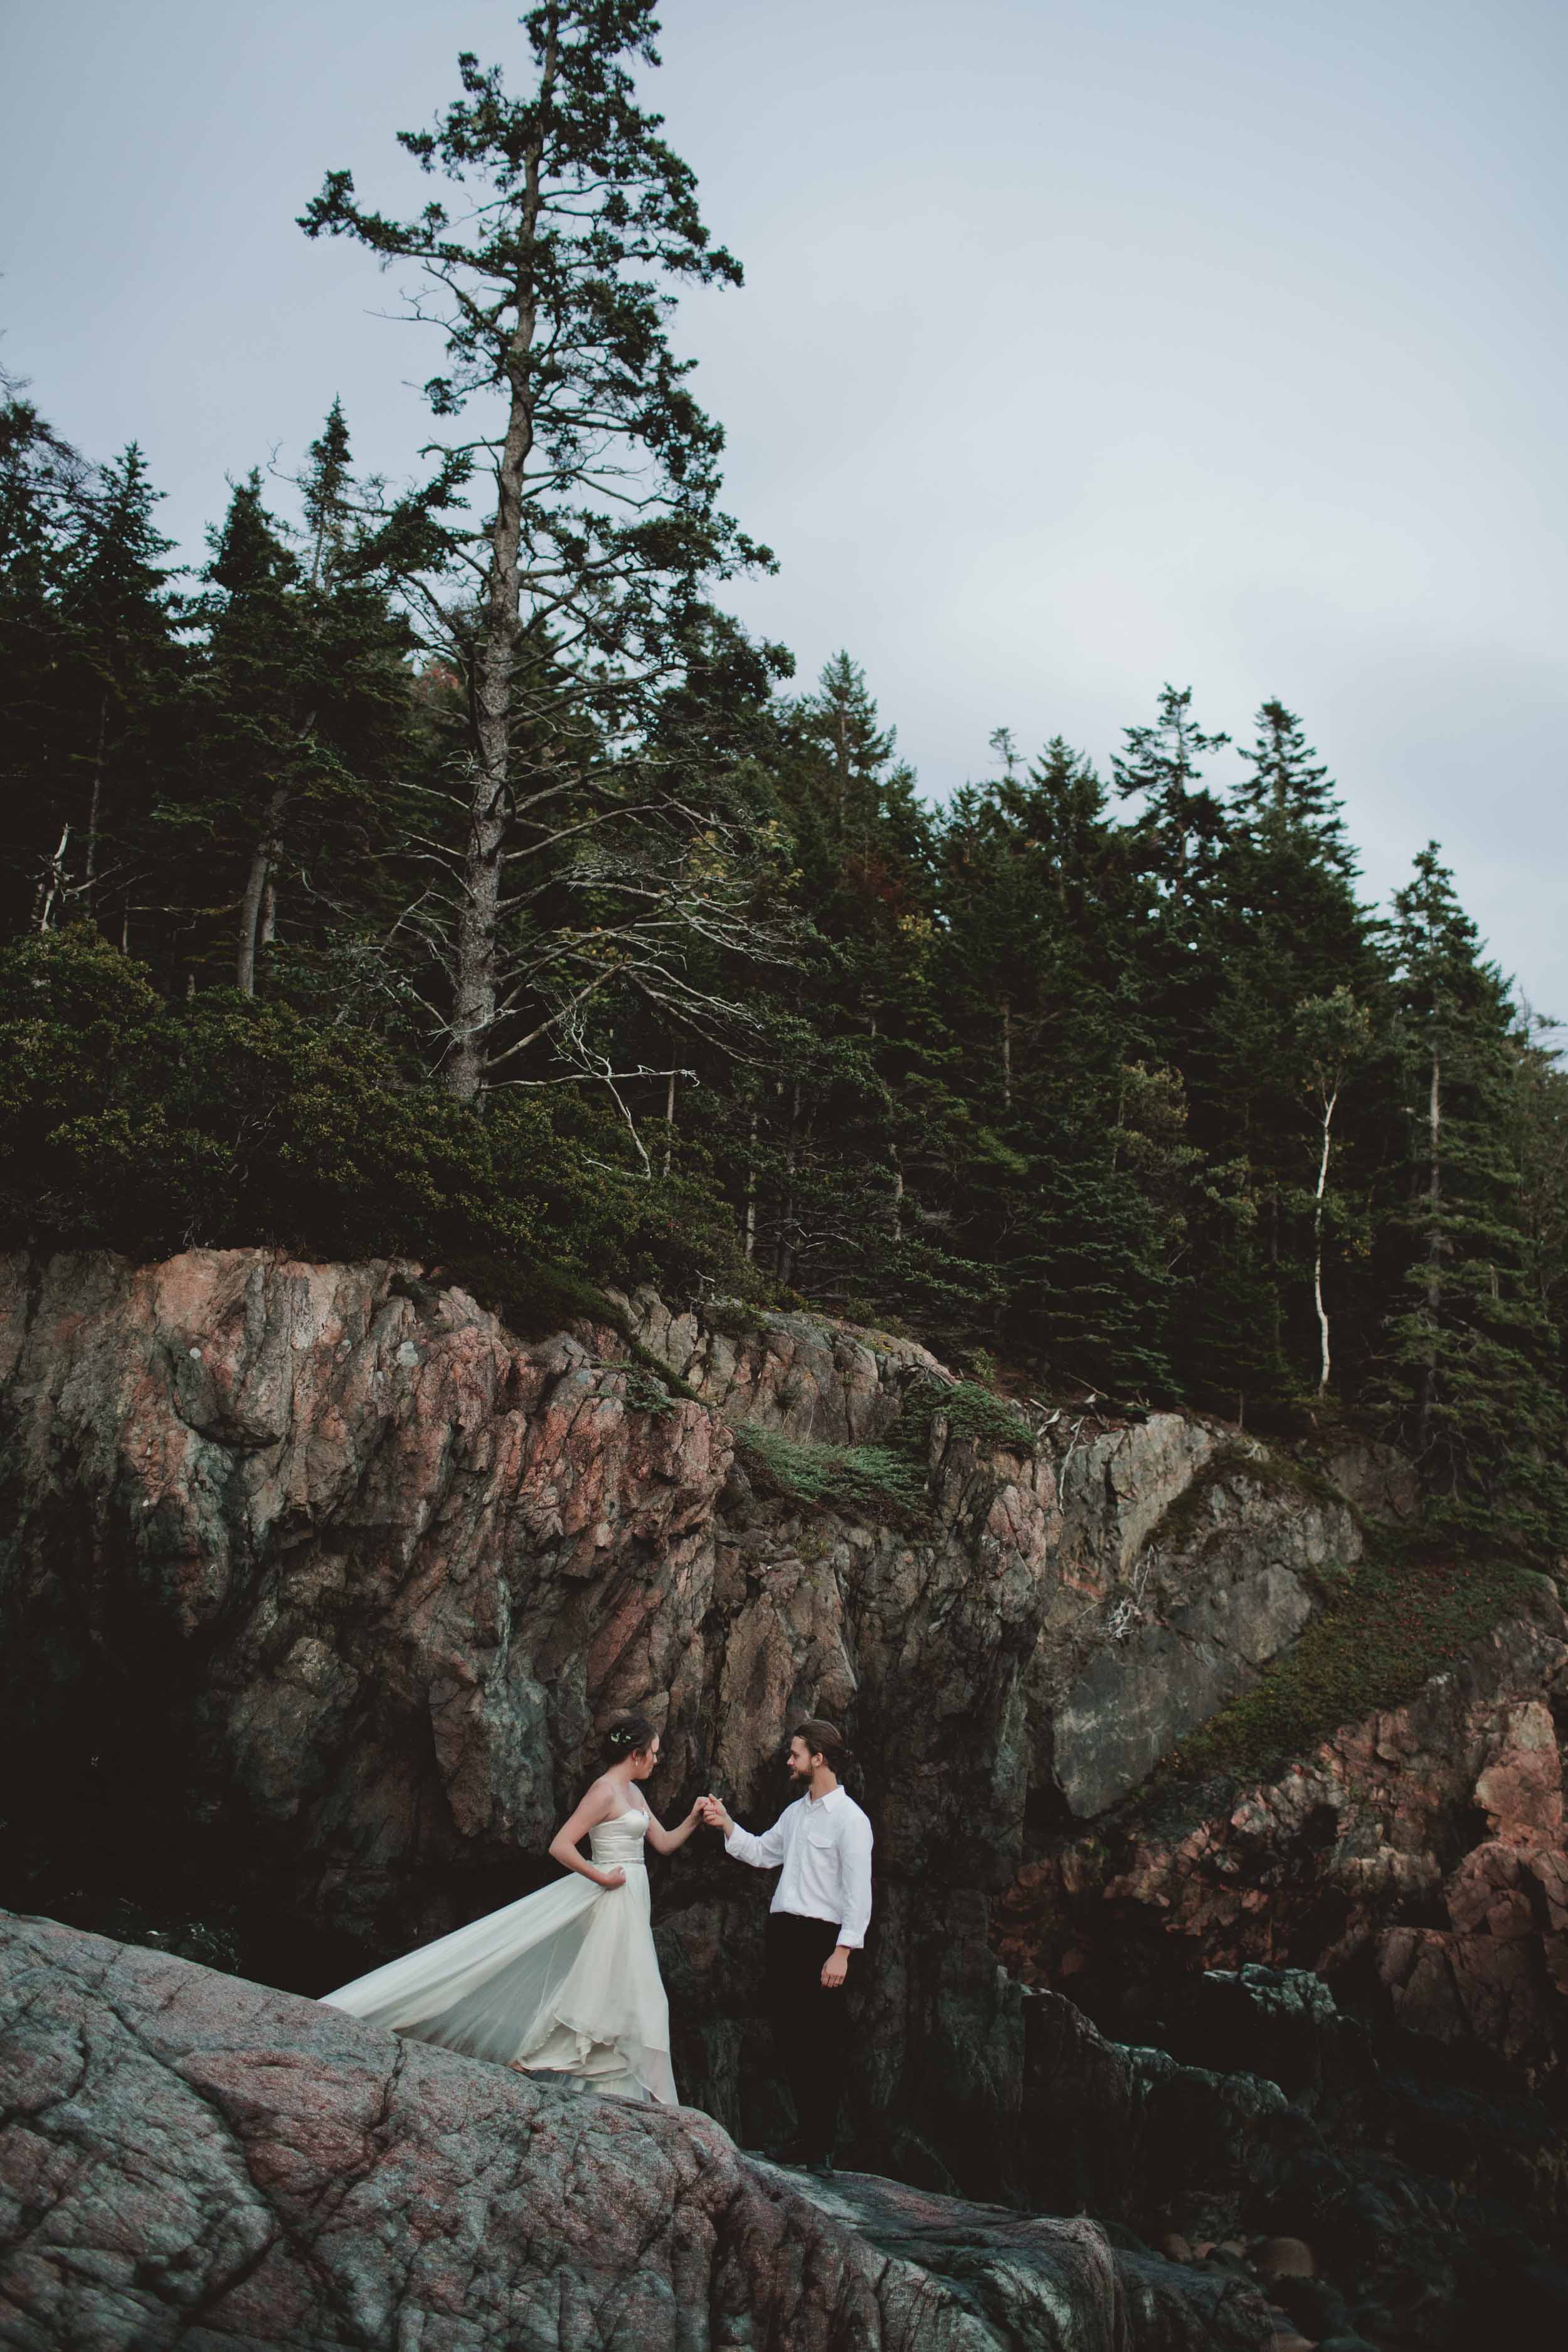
[444,25,556,1106]
[236,787,289,997]
[32,826,70,933]
[84,699,107,916]
[743,1110,758,1261]
[1313,1084,1339,1394]
[775,1081,800,1286]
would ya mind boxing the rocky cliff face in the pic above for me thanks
[4,1247,1568,2344]
[629,1290,1365,1831]
[0,1246,1362,2191]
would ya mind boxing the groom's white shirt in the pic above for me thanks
[723,1785,874,1947]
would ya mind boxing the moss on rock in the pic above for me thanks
[1143,1439,1352,1565]
[1163,1534,1541,1788]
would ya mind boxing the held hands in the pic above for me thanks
[690,1794,846,1985]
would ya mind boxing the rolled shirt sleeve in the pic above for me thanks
[834,1806,874,1949]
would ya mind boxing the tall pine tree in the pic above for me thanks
[1376,845,1565,1541]
[301,1,781,1103]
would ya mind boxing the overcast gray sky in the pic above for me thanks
[4,1,1564,1014]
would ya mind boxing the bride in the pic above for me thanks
[320,1714,701,2104]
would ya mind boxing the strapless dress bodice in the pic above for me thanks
[589,1806,651,1869]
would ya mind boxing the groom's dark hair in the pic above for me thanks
[792,1719,849,1772]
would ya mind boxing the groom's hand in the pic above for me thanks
[700,1794,734,1835]
[820,1947,849,1990]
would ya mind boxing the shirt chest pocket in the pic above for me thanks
[803,1827,838,1860]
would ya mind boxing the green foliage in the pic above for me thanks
[733,1424,930,1525]
[299,4,789,1104]
[614,1365,680,1415]
[0,391,186,946]
[1371,846,1568,1546]
[897,1374,1034,1458]
[1165,1533,1541,1787]
[0,932,741,1304]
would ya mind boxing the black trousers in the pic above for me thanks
[766,1912,850,2157]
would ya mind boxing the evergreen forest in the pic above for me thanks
[4,3,1565,1552]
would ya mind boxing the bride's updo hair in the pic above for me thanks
[598,1711,657,1766]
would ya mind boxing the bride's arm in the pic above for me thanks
[642,1799,706,1857]
[548,1781,625,1887]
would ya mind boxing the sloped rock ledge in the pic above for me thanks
[999,1592,1568,2084]
[0,1913,1273,2352]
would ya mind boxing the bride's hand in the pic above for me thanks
[598,1866,627,1889]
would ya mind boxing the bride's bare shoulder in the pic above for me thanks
[580,1772,620,1814]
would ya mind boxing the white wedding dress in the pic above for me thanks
[320,1799,675,2104]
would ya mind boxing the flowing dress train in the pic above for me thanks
[320,1802,675,2103]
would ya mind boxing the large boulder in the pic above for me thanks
[0,1912,1273,2352]
[1037,1434,1359,1820]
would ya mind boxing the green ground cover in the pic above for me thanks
[731,1424,931,1525]
[1165,1534,1546,1788]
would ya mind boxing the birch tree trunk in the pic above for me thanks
[1419,1042,1442,1453]
[1313,1086,1338,1394]
[743,1110,758,1262]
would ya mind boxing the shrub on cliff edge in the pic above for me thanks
[0,930,747,1303]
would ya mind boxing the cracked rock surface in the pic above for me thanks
[0,1248,1359,2186]
[0,1913,1271,2352]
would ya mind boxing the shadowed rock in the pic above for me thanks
[0,1913,1273,2351]
[1000,1596,1568,2086]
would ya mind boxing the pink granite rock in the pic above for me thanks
[0,1912,1273,2351]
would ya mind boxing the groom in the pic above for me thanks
[700,1719,872,2175]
